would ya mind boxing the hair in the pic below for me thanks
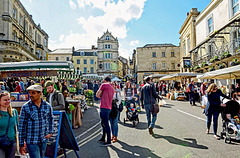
[0,92,13,119]
[125,81,132,89]
[104,76,111,82]
[206,83,218,94]
[146,77,151,82]
[15,81,19,84]
[203,82,207,85]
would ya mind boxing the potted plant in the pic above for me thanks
[230,58,240,66]
[210,56,219,63]
[194,65,200,70]
[190,67,194,72]
[184,64,190,68]
[209,66,215,71]
[201,62,208,67]
[220,52,231,59]
[218,64,225,69]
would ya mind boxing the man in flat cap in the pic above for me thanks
[19,85,53,158]
[45,81,65,111]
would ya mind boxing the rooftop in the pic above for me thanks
[143,44,177,48]
[49,48,72,54]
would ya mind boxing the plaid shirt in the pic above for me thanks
[19,99,53,147]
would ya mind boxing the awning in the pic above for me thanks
[112,77,121,82]
[197,65,240,79]
[0,61,74,71]
[148,74,166,78]
[160,73,203,81]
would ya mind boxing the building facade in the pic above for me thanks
[136,44,180,82]
[48,48,72,62]
[179,8,200,72]
[97,30,119,76]
[0,0,49,62]
[118,56,128,79]
[72,47,98,75]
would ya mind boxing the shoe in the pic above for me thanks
[149,127,154,135]
[206,129,209,134]
[101,142,112,146]
[98,138,105,143]
[112,137,117,143]
[214,135,220,140]
[111,136,115,141]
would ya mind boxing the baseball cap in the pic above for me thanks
[27,85,42,92]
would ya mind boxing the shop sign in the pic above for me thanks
[1,70,57,78]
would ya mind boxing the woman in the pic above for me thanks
[15,81,21,92]
[109,82,121,143]
[124,81,134,99]
[61,81,69,93]
[0,92,19,158]
[206,83,231,140]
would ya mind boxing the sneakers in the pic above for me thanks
[214,135,220,140]
[112,137,117,143]
[98,138,105,143]
[149,127,154,135]
[206,129,209,134]
[101,142,112,146]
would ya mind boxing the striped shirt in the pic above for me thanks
[19,99,53,147]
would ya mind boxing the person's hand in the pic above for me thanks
[20,147,27,155]
[221,103,226,107]
[44,133,53,139]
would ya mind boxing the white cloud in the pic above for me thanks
[49,0,147,58]
[69,0,77,10]
[130,40,139,46]
[119,48,132,59]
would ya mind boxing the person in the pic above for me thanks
[19,79,25,92]
[236,83,240,93]
[96,76,114,146]
[124,81,134,100]
[188,80,196,106]
[19,85,53,158]
[88,80,93,90]
[205,83,231,140]
[226,114,240,140]
[140,77,161,134]
[0,92,18,158]
[93,81,99,101]
[109,82,121,143]
[15,81,21,92]
[61,81,69,94]
[45,81,65,110]
[75,78,82,95]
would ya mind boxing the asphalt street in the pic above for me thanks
[58,97,240,158]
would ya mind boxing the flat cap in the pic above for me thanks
[27,85,42,92]
[45,81,54,87]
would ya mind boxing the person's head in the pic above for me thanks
[203,82,208,86]
[146,77,151,83]
[207,83,218,94]
[191,80,194,84]
[130,103,134,108]
[104,76,111,83]
[126,81,132,89]
[226,113,231,120]
[27,85,42,102]
[15,81,19,85]
[0,92,13,118]
[45,81,55,93]
[63,90,69,98]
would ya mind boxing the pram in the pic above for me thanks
[123,98,139,127]
[220,100,240,143]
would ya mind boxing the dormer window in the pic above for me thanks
[106,36,110,40]
[80,51,85,56]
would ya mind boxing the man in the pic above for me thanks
[45,81,65,110]
[75,78,82,95]
[88,80,93,90]
[96,76,114,146]
[141,77,161,134]
[188,80,196,106]
[19,85,53,158]
[19,79,25,92]
[93,80,99,101]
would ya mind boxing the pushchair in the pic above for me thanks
[220,100,240,143]
[123,98,139,127]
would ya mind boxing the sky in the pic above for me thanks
[20,0,212,59]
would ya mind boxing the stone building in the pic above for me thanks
[118,56,128,79]
[48,48,72,62]
[0,0,49,62]
[97,30,119,76]
[136,44,180,82]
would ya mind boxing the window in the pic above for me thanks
[104,63,111,70]
[66,57,70,61]
[153,63,156,70]
[90,67,94,73]
[104,53,112,59]
[187,38,190,53]
[84,67,87,73]
[76,67,79,74]
[162,52,166,57]
[13,7,16,19]
[171,52,175,57]
[105,44,111,49]
[233,0,239,15]
[171,63,175,69]
[84,60,87,64]
[56,57,59,61]
[106,36,110,40]
[90,59,94,64]
[19,14,22,26]
[25,21,28,33]
[80,51,85,56]
[77,59,80,64]
[152,52,156,57]
[183,43,186,57]
[12,31,17,41]
[44,38,47,47]
[207,16,213,34]
[162,63,166,69]
[29,26,32,36]
[38,34,41,45]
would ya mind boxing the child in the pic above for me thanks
[226,113,240,140]
[128,103,135,112]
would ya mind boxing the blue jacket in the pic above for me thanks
[140,83,161,105]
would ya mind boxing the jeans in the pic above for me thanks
[27,139,48,158]
[77,89,82,95]
[94,91,98,101]
[207,108,220,135]
[144,104,157,128]
[189,92,195,105]
[110,111,119,137]
[100,108,111,143]
[0,140,16,158]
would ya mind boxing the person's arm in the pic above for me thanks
[132,89,135,98]
[96,85,103,98]
[152,84,161,99]
[53,93,65,110]
[219,90,231,100]
[140,87,144,105]
[44,106,53,139]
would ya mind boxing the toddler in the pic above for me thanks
[226,113,240,140]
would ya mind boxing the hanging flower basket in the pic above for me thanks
[220,52,231,59]
[184,64,190,68]
[201,62,208,67]
[194,65,200,70]
[218,64,225,69]
[209,66,215,72]
[210,56,219,63]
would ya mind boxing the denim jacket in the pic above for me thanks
[140,83,161,105]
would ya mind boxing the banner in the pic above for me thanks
[1,70,57,78]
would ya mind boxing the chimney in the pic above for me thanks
[187,12,189,16]
[92,45,96,49]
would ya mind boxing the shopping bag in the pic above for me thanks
[201,95,208,109]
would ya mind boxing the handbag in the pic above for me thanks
[0,114,11,150]
[150,85,159,114]
[110,92,119,119]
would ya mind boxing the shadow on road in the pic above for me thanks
[119,120,163,130]
[110,140,161,158]
[152,134,208,149]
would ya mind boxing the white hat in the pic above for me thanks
[27,85,42,92]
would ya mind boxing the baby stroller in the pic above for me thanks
[123,98,139,127]
[220,100,240,143]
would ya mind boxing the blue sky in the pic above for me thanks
[21,0,211,58]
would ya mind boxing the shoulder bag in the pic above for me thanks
[110,92,119,119]
[0,114,11,150]
[150,85,159,114]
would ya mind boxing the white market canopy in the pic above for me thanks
[160,73,203,81]
[197,64,240,79]
[112,77,121,82]
[148,74,166,78]
[0,61,74,71]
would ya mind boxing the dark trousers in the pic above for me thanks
[207,108,220,135]
[100,108,111,143]
[189,92,195,105]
